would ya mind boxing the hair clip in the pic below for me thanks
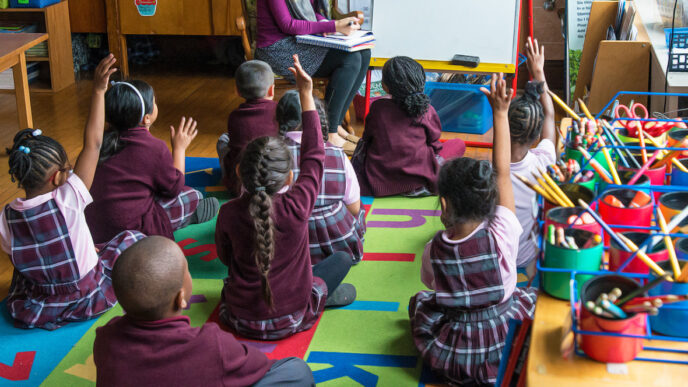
[18,146,30,154]
[32,129,42,137]
[255,186,266,192]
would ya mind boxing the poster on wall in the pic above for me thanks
[566,0,592,102]
[135,0,157,17]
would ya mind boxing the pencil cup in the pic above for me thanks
[608,232,668,274]
[618,128,668,146]
[579,275,647,363]
[542,228,603,300]
[648,260,688,338]
[659,191,688,233]
[598,188,654,246]
[618,155,667,200]
[544,207,602,236]
[670,159,688,187]
[597,171,650,195]
[677,238,688,261]
[564,146,611,182]
[668,129,688,158]
[543,184,594,213]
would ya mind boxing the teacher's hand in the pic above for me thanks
[335,17,360,36]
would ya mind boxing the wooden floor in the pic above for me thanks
[0,72,492,299]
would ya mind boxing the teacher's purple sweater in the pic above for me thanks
[257,0,336,48]
[94,315,274,387]
[216,110,324,320]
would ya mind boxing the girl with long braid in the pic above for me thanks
[508,38,556,272]
[351,56,466,197]
[216,55,356,340]
[0,56,145,330]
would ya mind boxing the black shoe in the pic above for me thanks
[325,283,356,307]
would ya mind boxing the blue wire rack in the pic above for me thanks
[536,91,688,364]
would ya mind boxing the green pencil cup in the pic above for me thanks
[542,228,603,300]
[564,146,613,183]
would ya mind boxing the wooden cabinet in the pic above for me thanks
[69,0,106,33]
[0,0,75,92]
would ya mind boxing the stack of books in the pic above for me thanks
[296,30,375,52]
[0,22,48,58]
[0,62,40,89]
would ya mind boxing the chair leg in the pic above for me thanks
[342,109,355,135]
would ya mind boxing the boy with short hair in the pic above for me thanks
[93,236,314,387]
[217,60,279,195]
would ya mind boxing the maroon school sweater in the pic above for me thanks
[216,110,324,320]
[222,99,279,195]
[354,98,444,196]
[86,127,185,243]
[94,315,274,387]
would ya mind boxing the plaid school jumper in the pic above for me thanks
[5,201,144,330]
[286,137,366,264]
[409,230,538,385]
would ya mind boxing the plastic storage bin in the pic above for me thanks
[9,0,59,8]
[424,82,493,135]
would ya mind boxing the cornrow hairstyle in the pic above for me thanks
[382,56,430,118]
[100,80,155,163]
[6,129,69,192]
[238,136,294,309]
[438,157,497,226]
[276,90,329,142]
[508,81,545,146]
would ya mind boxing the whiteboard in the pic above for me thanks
[370,0,520,66]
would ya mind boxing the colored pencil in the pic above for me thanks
[656,209,681,280]
[615,274,672,306]
[596,136,622,184]
[601,299,627,319]
[617,234,670,279]
[640,130,688,172]
[599,123,631,168]
[578,98,596,121]
[576,146,614,183]
[626,149,662,186]
[513,173,558,205]
[549,90,581,121]
[576,199,631,252]
[533,172,569,207]
[600,120,642,168]
[623,294,688,307]
[637,128,648,163]
[538,167,575,207]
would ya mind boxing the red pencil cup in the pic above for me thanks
[598,188,653,246]
[608,232,668,274]
[544,207,602,236]
[543,183,594,214]
[618,156,667,200]
[579,275,647,363]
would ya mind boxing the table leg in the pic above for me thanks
[12,52,32,129]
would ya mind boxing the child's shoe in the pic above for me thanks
[187,197,220,225]
[325,283,356,307]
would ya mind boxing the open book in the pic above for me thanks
[296,30,375,52]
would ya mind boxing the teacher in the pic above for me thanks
[255,0,371,148]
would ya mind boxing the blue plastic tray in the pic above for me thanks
[424,82,493,135]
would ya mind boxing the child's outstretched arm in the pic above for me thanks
[481,73,515,212]
[73,54,117,190]
[170,117,198,173]
[526,37,555,144]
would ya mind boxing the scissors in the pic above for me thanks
[614,102,673,137]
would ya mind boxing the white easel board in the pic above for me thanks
[369,0,521,72]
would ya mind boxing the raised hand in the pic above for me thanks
[94,54,117,93]
[288,54,313,95]
[480,73,513,114]
[526,37,546,81]
[170,116,198,152]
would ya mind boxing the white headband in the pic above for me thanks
[111,81,146,124]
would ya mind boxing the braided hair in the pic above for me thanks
[238,136,294,309]
[508,81,545,145]
[6,129,69,192]
[438,157,497,226]
[382,56,430,118]
[100,80,155,163]
[276,90,329,142]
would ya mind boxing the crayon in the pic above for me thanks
[628,191,651,208]
[603,194,625,208]
[547,224,556,246]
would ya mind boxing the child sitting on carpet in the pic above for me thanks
[85,70,219,244]
[93,236,315,387]
[351,56,466,197]
[277,90,366,264]
[409,73,538,385]
[217,60,279,196]
[216,55,356,340]
[0,55,145,330]
[509,37,556,273]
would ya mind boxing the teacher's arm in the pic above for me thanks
[267,0,335,35]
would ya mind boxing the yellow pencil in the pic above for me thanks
[577,98,596,121]
[532,172,569,207]
[641,130,688,173]
[537,167,575,207]
[514,173,558,204]
[548,90,582,121]
[596,135,622,185]
[656,209,681,280]
[617,233,671,279]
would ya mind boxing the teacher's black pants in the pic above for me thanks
[314,48,371,133]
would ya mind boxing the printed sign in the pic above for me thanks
[135,0,157,17]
